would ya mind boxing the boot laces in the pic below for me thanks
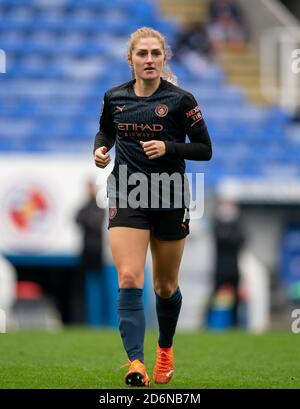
[156,349,172,372]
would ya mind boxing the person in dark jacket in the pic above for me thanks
[76,181,104,270]
[213,198,244,326]
[74,180,105,324]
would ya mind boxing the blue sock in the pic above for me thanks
[118,288,145,363]
[155,287,182,348]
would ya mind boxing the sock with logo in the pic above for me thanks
[155,287,182,348]
[118,288,145,363]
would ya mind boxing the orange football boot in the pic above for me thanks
[153,345,174,384]
[125,359,150,387]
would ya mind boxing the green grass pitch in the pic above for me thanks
[0,328,299,389]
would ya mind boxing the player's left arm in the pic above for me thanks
[164,93,212,161]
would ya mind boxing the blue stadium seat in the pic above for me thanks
[0,0,297,187]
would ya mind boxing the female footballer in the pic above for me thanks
[94,27,212,387]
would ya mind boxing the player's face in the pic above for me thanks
[130,37,165,81]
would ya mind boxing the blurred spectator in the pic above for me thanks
[173,22,214,62]
[73,180,105,324]
[211,198,245,327]
[209,0,244,25]
[208,0,247,52]
[172,22,218,78]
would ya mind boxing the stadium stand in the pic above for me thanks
[0,0,298,189]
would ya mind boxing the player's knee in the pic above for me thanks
[119,270,141,288]
[154,283,177,299]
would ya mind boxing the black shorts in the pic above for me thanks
[108,205,190,241]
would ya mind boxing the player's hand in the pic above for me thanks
[140,140,166,160]
[94,146,111,168]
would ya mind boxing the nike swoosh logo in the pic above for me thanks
[116,105,125,112]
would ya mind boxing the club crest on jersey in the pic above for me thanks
[155,104,168,117]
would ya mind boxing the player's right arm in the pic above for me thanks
[93,92,116,168]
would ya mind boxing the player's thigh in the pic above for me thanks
[150,236,185,286]
[109,227,150,287]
